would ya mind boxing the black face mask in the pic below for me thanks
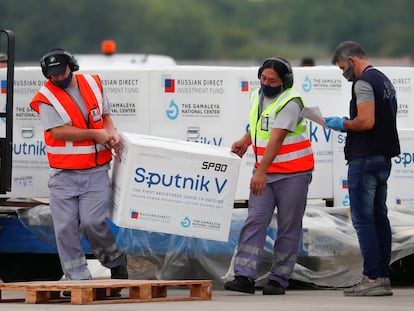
[343,63,355,82]
[52,71,73,89]
[260,83,282,97]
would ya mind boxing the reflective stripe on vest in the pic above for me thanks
[38,75,103,125]
[47,143,108,154]
[38,86,72,124]
[249,88,314,173]
[83,74,103,110]
[30,74,112,169]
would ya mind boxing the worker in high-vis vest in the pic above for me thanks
[30,48,127,290]
[225,57,314,295]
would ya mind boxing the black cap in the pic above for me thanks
[43,54,68,76]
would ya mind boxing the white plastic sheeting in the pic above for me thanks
[17,202,414,288]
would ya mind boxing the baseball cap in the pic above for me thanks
[43,54,68,76]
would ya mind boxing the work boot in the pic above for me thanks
[224,276,255,294]
[343,276,393,296]
[262,280,285,295]
[111,255,128,279]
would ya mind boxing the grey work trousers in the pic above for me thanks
[233,173,311,288]
[48,169,124,280]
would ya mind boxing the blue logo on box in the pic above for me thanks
[181,216,191,228]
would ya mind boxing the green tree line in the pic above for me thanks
[1,0,414,63]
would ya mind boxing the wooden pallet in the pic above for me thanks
[0,279,212,305]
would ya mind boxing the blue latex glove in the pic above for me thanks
[324,116,348,131]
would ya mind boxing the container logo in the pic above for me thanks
[241,81,249,92]
[342,193,350,206]
[14,140,47,156]
[164,79,175,93]
[186,127,223,146]
[134,167,229,194]
[341,177,348,189]
[166,99,179,120]
[181,216,191,228]
[302,76,312,92]
[1,80,7,94]
[394,152,414,168]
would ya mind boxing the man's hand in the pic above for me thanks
[109,132,122,160]
[231,142,248,158]
[231,133,251,158]
[94,129,113,146]
[250,171,267,196]
[324,116,349,131]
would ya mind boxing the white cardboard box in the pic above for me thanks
[110,132,241,241]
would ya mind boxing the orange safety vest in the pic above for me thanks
[249,88,314,174]
[30,74,112,169]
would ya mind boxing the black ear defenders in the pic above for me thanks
[257,57,294,88]
[40,48,79,78]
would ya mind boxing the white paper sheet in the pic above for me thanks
[300,106,327,128]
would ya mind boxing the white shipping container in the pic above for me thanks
[2,65,413,203]
[332,129,414,208]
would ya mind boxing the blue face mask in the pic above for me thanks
[52,72,73,89]
[261,83,282,97]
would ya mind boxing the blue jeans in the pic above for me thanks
[347,155,392,280]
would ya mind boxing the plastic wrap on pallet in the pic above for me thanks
[16,204,57,250]
[14,203,414,288]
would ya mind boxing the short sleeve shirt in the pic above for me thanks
[354,79,375,104]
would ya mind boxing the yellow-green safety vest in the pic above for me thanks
[249,88,314,173]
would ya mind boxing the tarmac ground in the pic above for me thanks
[1,285,413,311]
